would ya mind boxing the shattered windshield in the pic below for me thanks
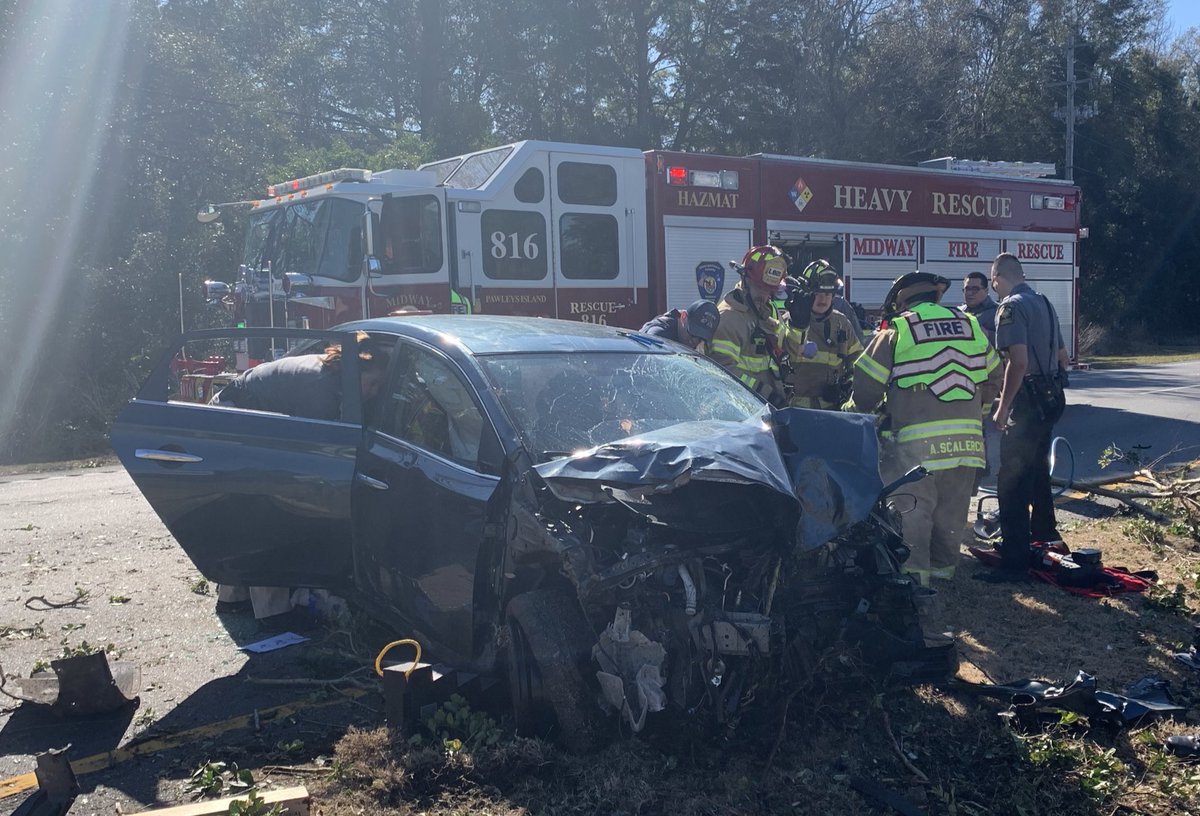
[478,351,765,457]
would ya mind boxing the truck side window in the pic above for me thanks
[317,198,364,282]
[514,168,545,203]
[379,195,443,275]
[557,162,617,206]
[559,214,619,280]
[481,210,547,280]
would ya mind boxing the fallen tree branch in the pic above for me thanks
[764,686,802,776]
[24,591,90,610]
[883,709,928,783]
[1051,479,1171,523]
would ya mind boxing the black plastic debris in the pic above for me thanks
[1164,735,1200,758]
[10,747,79,816]
[4,652,140,715]
[1173,645,1200,672]
[954,670,1184,726]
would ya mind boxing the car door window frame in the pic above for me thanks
[371,339,502,475]
[143,328,369,425]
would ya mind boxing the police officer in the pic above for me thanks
[982,253,1070,582]
[847,272,1001,584]
[710,245,809,407]
[788,262,863,409]
[640,299,721,351]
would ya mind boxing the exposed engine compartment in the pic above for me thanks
[509,409,954,737]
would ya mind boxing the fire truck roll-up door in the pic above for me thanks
[373,188,450,315]
[766,229,845,284]
[548,151,646,325]
[663,216,753,311]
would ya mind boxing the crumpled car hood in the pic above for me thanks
[534,408,883,550]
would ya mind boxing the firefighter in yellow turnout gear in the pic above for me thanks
[710,245,810,407]
[788,261,863,409]
[848,272,1001,584]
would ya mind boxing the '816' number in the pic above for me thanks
[490,231,540,260]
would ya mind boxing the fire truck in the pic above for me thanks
[214,140,1082,356]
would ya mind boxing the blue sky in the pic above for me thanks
[1167,0,1200,35]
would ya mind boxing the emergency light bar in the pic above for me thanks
[920,157,1056,179]
[267,168,372,197]
[666,166,739,190]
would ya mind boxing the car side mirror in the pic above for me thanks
[366,256,382,277]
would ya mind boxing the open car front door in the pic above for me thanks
[110,328,365,591]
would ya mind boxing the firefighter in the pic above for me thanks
[709,245,810,406]
[450,289,473,314]
[847,272,1001,584]
[640,299,721,351]
[788,261,864,409]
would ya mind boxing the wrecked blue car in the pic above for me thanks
[112,316,951,749]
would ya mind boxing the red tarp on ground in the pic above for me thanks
[968,546,1156,597]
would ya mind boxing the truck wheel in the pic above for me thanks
[505,590,606,753]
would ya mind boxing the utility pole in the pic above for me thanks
[1054,33,1095,181]
[1065,32,1076,182]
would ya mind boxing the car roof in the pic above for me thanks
[338,315,679,356]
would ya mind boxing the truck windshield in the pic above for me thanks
[478,351,766,457]
[242,209,281,270]
[240,198,363,282]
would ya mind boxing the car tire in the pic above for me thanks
[505,589,606,753]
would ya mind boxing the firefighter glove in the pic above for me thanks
[785,291,815,329]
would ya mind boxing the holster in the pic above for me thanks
[1022,373,1065,423]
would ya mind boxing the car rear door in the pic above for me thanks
[110,328,366,590]
[352,340,507,662]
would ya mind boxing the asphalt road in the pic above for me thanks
[0,465,373,814]
[1057,359,1200,481]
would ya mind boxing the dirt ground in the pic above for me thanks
[3,466,1200,815]
[302,493,1200,816]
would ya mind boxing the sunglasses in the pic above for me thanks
[963,285,985,293]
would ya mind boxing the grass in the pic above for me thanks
[1084,345,1200,369]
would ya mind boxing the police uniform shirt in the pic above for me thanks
[995,283,1062,376]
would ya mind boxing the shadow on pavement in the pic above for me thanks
[0,631,375,808]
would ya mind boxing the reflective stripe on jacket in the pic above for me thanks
[710,286,803,405]
[890,303,996,400]
[849,302,1001,471]
[788,309,863,409]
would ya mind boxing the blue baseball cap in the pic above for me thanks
[684,300,720,342]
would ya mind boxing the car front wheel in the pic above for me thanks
[505,589,606,752]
